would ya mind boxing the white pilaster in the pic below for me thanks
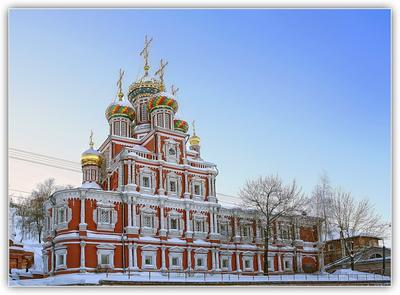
[161,246,167,271]
[183,171,190,198]
[158,166,165,195]
[159,202,167,236]
[79,192,87,231]
[185,204,192,238]
[187,247,193,271]
[80,241,86,272]
[133,244,138,270]
[277,254,282,272]
[257,253,262,274]
[128,244,133,270]
[236,251,241,273]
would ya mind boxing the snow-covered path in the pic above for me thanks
[9,270,391,286]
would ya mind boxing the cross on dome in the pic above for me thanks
[155,59,168,91]
[117,68,125,100]
[140,35,153,77]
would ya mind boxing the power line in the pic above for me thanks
[10,148,80,165]
[10,155,81,173]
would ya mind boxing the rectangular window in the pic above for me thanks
[242,226,249,237]
[196,258,204,267]
[222,258,229,268]
[157,113,163,128]
[268,260,272,269]
[143,215,153,228]
[145,256,153,265]
[195,220,203,232]
[101,254,110,265]
[171,257,179,266]
[220,224,228,236]
[194,184,201,195]
[244,259,251,269]
[165,114,171,129]
[56,254,65,266]
[143,176,150,188]
[169,180,177,192]
[58,208,66,223]
[170,218,178,230]
[284,260,291,270]
[100,210,111,224]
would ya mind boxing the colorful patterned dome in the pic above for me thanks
[174,119,189,133]
[81,147,102,167]
[147,92,178,114]
[105,97,135,121]
[128,76,162,104]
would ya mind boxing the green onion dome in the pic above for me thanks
[147,92,178,114]
[174,119,189,133]
[105,95,135,121]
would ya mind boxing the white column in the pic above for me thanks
[132,202,137,228]
[215,250,220,271]
[297,254,302,272]
[80,241,86,272]
[133,244,138,270]
[214,213,218,234]
[159,202,167,236]
[236,251,241,273]
[118,162,123,190]
[211,249,216,271]
[277,254,282,272]
[187,247,192,271]
[79,193,87,231]
[184,172,190,198]
[209,209,214,234]
[131,162,136,185]
[161,246,167,271]
[107,175,111,190]
[128,244,133,270]
[185,204,192,238]
[127,160,132,184]
[158,167,165,194]
[127,199,132,227]
[234,215,240,242]
[257,253,262,273]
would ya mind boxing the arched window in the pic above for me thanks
[157,113,163,128]
[121,121,127,137]
[140,104,147,122]
[165,113,171,129]
[114,121,120,136]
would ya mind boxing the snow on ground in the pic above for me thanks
[12,215,44,272]
[9,271,390,286]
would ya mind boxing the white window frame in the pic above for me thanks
[194,254,207,271]
[190,177,206,201]
[93,203,117,231]
[55,246,67,270]
[268,255,275,272]
[140,206,158,236]
[168,248,184,271]
[96,244,115,269]
[283,255,293,272]
[167,210,184,237]
[242,254,254,272]
[138,167,156,194]
[220,253,232,271]
[192,213,208,239]
[55,204,72,231]
[141,245,158,270]
[165,172,182,197]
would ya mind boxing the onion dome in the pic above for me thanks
[81,132,102,167]
[189,121,200,146]
[189,134,201,146]
[174,119,189,133]
[127,76,162,104]
[105,94,135,121]
[147,92,178,114]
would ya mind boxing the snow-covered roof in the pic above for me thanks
[81,181,102,189]
[82,147,101,156]
[131,145,150,153]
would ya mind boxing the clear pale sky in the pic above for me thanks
[9,9,391,220]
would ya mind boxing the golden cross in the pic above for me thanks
[117,69,124,99]
[171,85,179,96]
[140,35,153,76]
[155,59,168,89]
[89,130,94,148]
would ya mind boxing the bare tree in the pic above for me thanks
[330,188,384,270]
[239,175,306,275]
[308,173,334,265]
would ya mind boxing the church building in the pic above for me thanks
[43,37,323,276]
